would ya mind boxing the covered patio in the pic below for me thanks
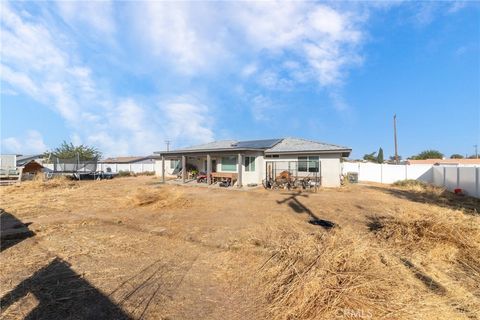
[158,152,246,187]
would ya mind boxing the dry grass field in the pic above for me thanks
[1,176,479,319]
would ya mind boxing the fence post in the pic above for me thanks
[443,166,446,187]
[380,164,383,184]
[476,167,479,198]
[161,156,165,183]
[405,164,408,180]
[456,166,460,189]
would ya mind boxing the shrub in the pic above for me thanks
[136,171,155,176]
[117,170,133,177]
[392,179,427,188]
[393,179,446,196]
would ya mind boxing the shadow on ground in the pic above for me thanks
[400,258,446,295]
[277,192,337,229]
[0,257,132,320]
[1,209,35,252]
[365,186,480,215]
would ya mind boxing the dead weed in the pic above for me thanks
[125,187,189,209]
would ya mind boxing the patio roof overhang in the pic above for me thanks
[264,149,352,157]
[155,148,352,158]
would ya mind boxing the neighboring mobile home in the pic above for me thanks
[154,138,351,187]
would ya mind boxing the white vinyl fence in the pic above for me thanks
[432,166,480,198]
[97,163,155,173]
[0,155,16,170]
[342,162,480,198]
[43,163,155,173]
[342,163,433,184]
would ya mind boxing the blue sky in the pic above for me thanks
[1,1,479,159]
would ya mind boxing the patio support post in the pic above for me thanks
[161,155,165,183]
[207,154,212,185]
[182,155,186,183]
[237,153,242,188]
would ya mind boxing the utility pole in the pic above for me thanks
[475,144,478,159]
[165,140,171,152]
[393,114,399,164]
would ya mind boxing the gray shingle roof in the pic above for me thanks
[265,137,350,153]
[173,140,238,151]
[156,137,350,156]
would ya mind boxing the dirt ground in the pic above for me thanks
[0,176,479,319]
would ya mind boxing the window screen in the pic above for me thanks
[298,156,319,172]
[308,156,319,172]
[298,156,308,172]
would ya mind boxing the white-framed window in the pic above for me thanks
[170,159,180,169]
[245,156,256,172]
[221,156,237,171]
[298,156,319,172]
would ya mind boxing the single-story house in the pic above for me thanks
[154,137,351,187]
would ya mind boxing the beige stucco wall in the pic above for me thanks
[156,152,343,187]
[259,153,342,187]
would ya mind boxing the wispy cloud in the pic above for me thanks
[235,2,364,87]
[130,1,365,88]
[447,1,467,14]
[250,95,277,121]
[125,1,367,121]
[55,0,116,35]
[159,97,214,147]
[1,130,47,154]
[411,1,469,26]
[0,2,214,156]
[1,2,90,122]
[130,2,230,75]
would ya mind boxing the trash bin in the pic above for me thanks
[347,172,358,184]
